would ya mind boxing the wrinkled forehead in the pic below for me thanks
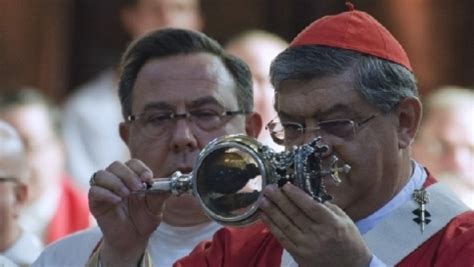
[275,73,371,119]
[142,54,233,83]
[132,53,239,111]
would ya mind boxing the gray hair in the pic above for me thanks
[119,28,253,118]
[270,46,418,113]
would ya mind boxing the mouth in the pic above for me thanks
[159,167,193,178]
[176,166,193,175]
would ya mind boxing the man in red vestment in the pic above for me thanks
[173,4,474,267]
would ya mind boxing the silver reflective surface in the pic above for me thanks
[193,135,267,226]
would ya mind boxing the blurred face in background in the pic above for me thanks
[226,37,286,126]
[0,178,21,251]
[0,161,25,220]
[0,104,64,204]
[225,34,287,150]
[413,105,474,187]
[0,122,28,250]
[121,0,204,39]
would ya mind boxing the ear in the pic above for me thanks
[13,183,28,218]
[245,112,263,139]
[119,122,130,145]
[395,97,422,149]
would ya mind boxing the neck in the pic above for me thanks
[400,152,413,188]
[0,223,22,252]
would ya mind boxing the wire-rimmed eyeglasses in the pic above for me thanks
[266,114,378,145]
[127,110,249,138]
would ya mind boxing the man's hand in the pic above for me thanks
[88,159,170,267]
[258,184,371,267]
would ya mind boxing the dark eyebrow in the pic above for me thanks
[188,96,225,109]
[317,104,355,119]
[0,177,17,183]
[141,96,226,113]
[278,103,355,121]
[142,102,175,112]
[277,111,300,121]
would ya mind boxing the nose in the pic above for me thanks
[169,118,198,152]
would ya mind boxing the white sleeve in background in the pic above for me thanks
[61,70,129,188]
[31,227,102,267]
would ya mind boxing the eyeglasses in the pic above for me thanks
[266,114,378,145]
[0,177,18,183]
[128,109,249,138]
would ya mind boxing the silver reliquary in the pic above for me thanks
[145,134,350,226]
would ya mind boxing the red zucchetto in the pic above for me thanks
[290,3,412,72]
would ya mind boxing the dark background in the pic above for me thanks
[1,0,473,103]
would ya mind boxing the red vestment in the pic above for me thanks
[175,173,474,266]
[45,176,91,244]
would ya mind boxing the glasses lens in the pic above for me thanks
[319,120,355,138]
[140,112,172,137]
[267,120,304,145]
[135,109,243,138]
[0,177,17,183]
[283,122,304,141]
[267,121,284,144]
[192,111,225,131]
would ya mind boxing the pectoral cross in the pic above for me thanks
[412,189,431,232]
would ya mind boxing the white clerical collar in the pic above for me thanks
[355,160,427,234]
